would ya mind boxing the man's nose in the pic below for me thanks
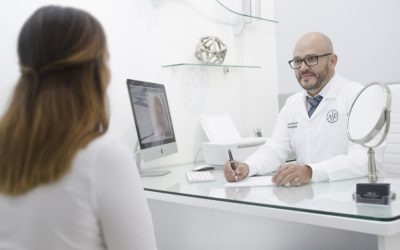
[299,61,310,70]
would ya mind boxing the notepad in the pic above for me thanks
[224,176,274,187]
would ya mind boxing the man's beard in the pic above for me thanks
[297,63,330,92]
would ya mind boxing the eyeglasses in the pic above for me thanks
[288,53,332,69]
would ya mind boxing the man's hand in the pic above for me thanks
[223,161,249,182]
[272,164,312,186]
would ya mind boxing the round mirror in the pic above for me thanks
[347,82,391,183]
[348,82,391,147]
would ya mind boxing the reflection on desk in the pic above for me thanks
[272,184,314,205]
[209,186,251,200]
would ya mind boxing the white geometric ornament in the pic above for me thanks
[195,36,227,65]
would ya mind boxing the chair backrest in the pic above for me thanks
[382,83,400,176]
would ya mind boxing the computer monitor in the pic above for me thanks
[126,79,178,176]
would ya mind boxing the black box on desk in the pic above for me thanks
[355,183,391,205]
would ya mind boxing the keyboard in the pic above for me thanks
[186,171,215,183]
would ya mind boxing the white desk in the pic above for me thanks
[141,164,400,250]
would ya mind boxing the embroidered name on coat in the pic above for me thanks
[288,122,298,128]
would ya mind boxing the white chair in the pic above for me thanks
[382,83,400,176]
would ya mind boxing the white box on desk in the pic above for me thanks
[201,137,267,166]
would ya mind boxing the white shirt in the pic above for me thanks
[245,74,372,182]
[0,135,157,250]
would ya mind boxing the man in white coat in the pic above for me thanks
[224,32,370,186]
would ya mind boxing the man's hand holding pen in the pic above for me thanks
[224,149,311,185]
[224,159,250,182]
[228,149,237,181]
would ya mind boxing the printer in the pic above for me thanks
[200,114,267,165]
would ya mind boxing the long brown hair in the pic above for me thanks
[0,6,109,195]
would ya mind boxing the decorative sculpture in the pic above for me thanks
[195,36,227,65]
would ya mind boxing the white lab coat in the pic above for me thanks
[245,74,374,182]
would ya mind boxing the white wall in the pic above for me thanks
[274,0,400,94]
[0,0,279,167]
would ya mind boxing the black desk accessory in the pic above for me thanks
[355,183,392,205]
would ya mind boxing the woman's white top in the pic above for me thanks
[0,135,157,250]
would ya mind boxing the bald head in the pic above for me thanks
[291,32,337,96]
[293,32,333,57]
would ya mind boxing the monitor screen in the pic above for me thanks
[126,79,178,163]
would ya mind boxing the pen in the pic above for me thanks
[228,149,237,181]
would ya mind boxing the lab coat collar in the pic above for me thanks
[301,73,342,119]
[303,73,340,100]
[320,73,342,100]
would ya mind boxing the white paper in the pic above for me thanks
[224,176,275,187]
[200,114,241,143]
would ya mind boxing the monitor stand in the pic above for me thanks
[139,169,170,177]
[134,142,170,177]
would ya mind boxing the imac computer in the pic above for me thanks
[126,79,178,176]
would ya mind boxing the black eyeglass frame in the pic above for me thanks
[288,53,332,69]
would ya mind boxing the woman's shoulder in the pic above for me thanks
[75,134,135,171]
[86,134,131,154]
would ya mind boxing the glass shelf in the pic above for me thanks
[162,63,261,73]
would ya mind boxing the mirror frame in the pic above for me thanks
[347,82,391,147]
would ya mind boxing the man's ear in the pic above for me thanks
[330,54,338,67]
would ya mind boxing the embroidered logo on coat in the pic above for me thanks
[326,109,339,123]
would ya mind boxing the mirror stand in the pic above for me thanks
[367,147,378,183]
[368,148,396,200]
[352,145,396,204]
[348,82,396,204]
[351,145,396,202]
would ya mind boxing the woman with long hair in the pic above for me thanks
[0,6,157,250]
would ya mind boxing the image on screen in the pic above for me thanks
[127,79,177,163]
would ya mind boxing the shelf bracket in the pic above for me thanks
[223,66,230,74]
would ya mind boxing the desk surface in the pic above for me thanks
[141,163,400,222]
